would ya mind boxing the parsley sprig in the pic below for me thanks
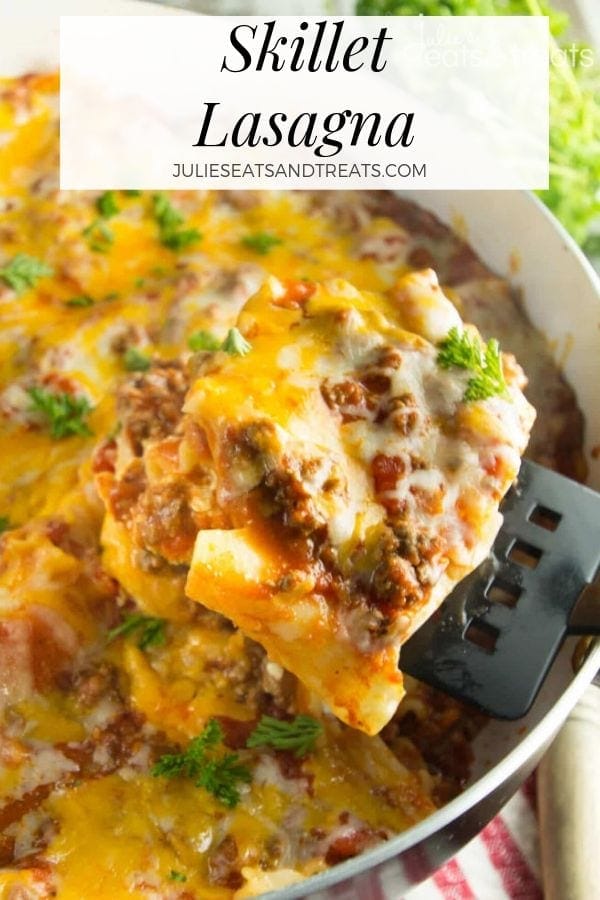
[123,347,151,372]
[188,330,222,352]
[152,194,202,251]
[0,254,53,295]
[152,720,251,808]
[96,190,120,219]
[152,715,323,807]
[241,232,283,255]
[246,715,323,758]
[188,327,251,357]
[0,516,10,534]
[27,387,93,439]
[221,327,252,356]
[437,327,509,402]
[107,613,166,650]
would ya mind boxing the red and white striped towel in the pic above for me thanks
[313,776,543,900]
[405,777,542,900]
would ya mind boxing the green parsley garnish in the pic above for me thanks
[123,347,151,372]
[152,720,251,809]
[96,190,120,219]
[188,330,222,352]
[246,715,323,758]
[437,327,509,402]
[123,189,142,197]
[0,516,10,534]
[152,193,202,252]
[169,871,187,883]
[221,328,252,356]
[0,254,53,295]
[241,232,283,255]
[65,295,94,308]
[83,219,114,254]
[27,387,93,439]
[162,228,202,251]
[107,613,166,650]
[152,193,182,231]
[187,328,251,355]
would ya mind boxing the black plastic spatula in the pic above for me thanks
[401,460,600,719]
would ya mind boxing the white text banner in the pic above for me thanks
[60,15,549,190]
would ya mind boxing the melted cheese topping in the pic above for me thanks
[183,274,534,733]
[0,72,536,899]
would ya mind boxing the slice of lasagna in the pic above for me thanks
[178,270,535,734]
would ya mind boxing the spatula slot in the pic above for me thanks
[508,539,542,569]
[464,619,499,653]
[528,504,562,532]
[401,460,600,718]
[487,578,521,608]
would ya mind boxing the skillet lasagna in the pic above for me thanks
[109,273,533,735]
[0,73,584,898]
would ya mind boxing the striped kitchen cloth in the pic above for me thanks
[311,776,542,900]
[404,777,542,900]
